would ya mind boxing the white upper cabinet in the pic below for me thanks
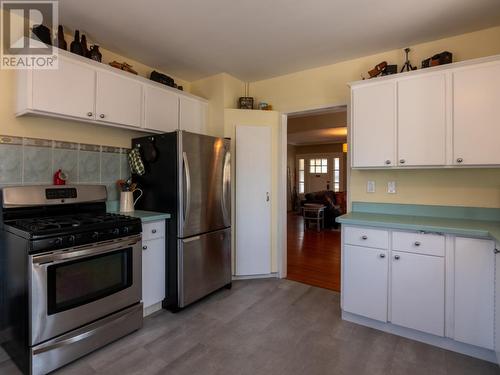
[350,55,500,168]
[144,85,179,132]
[31,56,95,120]
[179,96,208,135]
[16,49,208,134]
[453,62,500,166]
[397,74,446,166]
[351,82,396,168]
[96,70,143,128]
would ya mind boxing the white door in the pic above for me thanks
[453,62,500,165]
[235,125,272,276]
[96,70,143,128]
[454,237,494,349]
[143,85,179,132]
[179,96,208,135]
[352,82,396,167]
[32,57,95,120]
[142,238,165,308]
[343,245,388,321]
[495,242,500,365]
[391,251,445,336]
[397,74,446,166]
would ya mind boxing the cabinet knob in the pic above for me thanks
[361,235,368,240]
[87,112,93,117]
[414,241,421,246]
[142,245,148,250]
[394,255,400,260]
[99,114,105,119]
[152,229,157,234]
[385,160,391,165]
[456,158,463,163]
[379,253,385,258]
[399,159,405,164]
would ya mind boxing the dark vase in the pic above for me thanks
[81,34,90,58]
[55,25,67,50]
[70,30,83,56]
[89,45,102,62]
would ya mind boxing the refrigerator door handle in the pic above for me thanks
[182,151,191,226]
[222,150,231,226]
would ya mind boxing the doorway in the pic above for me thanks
[284,106,347,292]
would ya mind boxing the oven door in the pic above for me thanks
[30,235,141,346]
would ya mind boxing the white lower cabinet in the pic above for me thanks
[342,225,496,356]
[141,220,166,314]
[454,237,494,350]
[390,250,445,336]
[343,245,388,322]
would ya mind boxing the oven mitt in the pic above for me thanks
[128,146,145,176]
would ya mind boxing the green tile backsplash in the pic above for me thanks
[0,135,130,202]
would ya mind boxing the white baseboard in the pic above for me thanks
[232,273,279,280]
[342,311,497,364]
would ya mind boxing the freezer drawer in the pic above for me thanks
[178,228,231,307]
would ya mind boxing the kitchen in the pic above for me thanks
[1,1,500,374]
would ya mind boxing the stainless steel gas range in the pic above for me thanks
[0,185,143,375]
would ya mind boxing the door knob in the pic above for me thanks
[456,158,463,163]
[361,235,368,240]
[142,245,148,250]
[87,112,93,117]
[152,229,157,234]
[266,192,270,202]
[385,160,391,165]
[99,114,105,119]
[414,241,421,246]
[399,159,405,164]
[379,253,385,258]
[394,255,400,260]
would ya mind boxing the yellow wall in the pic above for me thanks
[250,26,500,208]
[224,109,281,273]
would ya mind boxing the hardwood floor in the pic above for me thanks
[287,212,341,292]
[1,279,497,375]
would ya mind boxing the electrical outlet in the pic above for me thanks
[387,181,396,194]
[367,181,375,193]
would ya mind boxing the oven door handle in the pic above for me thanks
[32,235,141,265]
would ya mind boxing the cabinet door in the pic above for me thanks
[96,70,143,128]
[32,57,95,119]
[454,237,494,349]
[144,85,179,132]
[391,251,444,336]
[397,74,446,166]
[343,245,388,321]
[453,62,500,165]
[351,82,396,168]
[142,237,166,308]
[179,96,208,135]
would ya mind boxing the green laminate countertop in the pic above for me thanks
[108,209,171,223]
[336,202,500,243]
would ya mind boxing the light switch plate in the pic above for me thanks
[387,181,396,194]
[367,181,375,193]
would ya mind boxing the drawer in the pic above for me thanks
[392,231,445,257]
[142,220,165,241]
[344,226,389,249]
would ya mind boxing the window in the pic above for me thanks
[333,157,340,192]
[298,158,305,193]
[309,158,328,174]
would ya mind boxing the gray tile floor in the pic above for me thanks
[1,279,499,374]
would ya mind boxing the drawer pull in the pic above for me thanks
[394,255,400,260]
[379,253,385,258]
[361,235,368,240]
[142,245,148,250]
[152,229,157,234]
[414,241,421,246]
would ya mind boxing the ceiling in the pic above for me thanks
[288,128,347,145]
[288,111,347,145]
[58,0,500,81]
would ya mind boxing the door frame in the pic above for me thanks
[278,103,348,279]
[295,152,345,194]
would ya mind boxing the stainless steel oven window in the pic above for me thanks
[46,248,133,315]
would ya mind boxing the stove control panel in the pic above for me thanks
[45,188,77,200]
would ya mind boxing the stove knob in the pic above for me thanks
[69,235,76,244]
[112,228,120,235]
[92,231,99,240]
[122,226,129,234]
[54,237,63,246]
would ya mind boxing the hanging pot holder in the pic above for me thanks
[128,146,145,176]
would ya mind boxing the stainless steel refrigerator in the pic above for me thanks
[132,131,231,310]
